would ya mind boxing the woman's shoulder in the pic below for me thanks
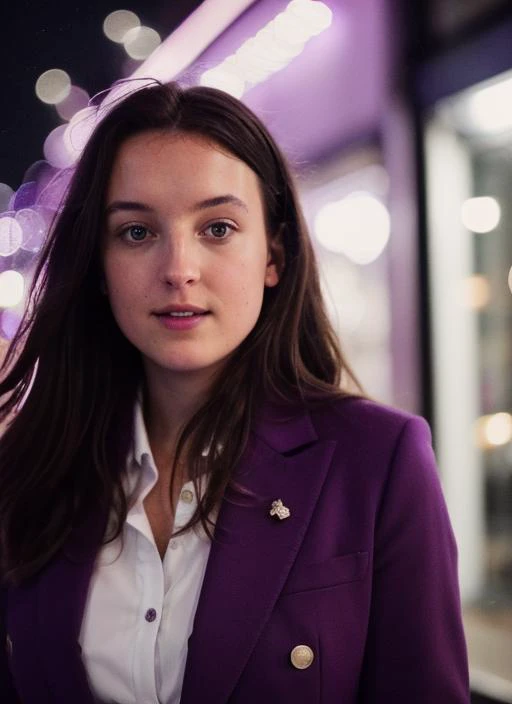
[302,396,433,476]
[253,393,432,463]
[307,394,432,451]
[306,396,441,508]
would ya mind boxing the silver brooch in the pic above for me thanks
[270,499,291,520]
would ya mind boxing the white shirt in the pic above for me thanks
[79,402,212,704]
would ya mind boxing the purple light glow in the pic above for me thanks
[0,214,23,257]
[12,181,37,210]
[21,161,58,197]
[15,208,49,253]
[56,85,90,121]
[1,309,23,340]
[44,125,77,169]
[188,0,393,165]
[63,105,99,156]
[36,169,74,211]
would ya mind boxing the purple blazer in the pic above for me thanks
[1,397,470,703]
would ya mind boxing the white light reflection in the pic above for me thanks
[475,412,512,449]
[103,10,140,43]
[250,27,301,68]
[0,270,24,308]
[273,11,311,44]
[35,69,71,105]
[288,0,333,34]
[123,26,161,60]
[200,66,245,98]
[314,192,390,265]
[199,0,332,96]
[461,196,501,233]
[466,75,512,134]
[0,216,23,256]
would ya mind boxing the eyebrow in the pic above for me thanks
[104,194,248,217]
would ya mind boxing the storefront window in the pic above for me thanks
[299,147,393,404]
[426,69,512,701]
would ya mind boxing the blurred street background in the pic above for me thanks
[2,1,512,700]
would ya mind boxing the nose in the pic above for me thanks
[159,233,200,288]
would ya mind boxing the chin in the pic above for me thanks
[146,356,228,377]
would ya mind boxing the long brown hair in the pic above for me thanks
[0,81,360,585]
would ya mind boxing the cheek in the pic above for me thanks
[228,261,266,308]
[104,273,142,326]
[234,276,266,330]
[104,258,143,300]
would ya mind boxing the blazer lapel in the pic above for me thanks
[181,402,337,704]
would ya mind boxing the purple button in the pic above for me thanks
[145,608,157,623]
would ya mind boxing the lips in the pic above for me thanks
[153,305,210,331]
[154,304,209,316]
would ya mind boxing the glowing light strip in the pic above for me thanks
[199,0,333,97]
[130,0,259,82]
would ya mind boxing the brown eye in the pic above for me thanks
[204,221,234,239]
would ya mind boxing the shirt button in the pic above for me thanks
[180,489,194,504]
[170,540,178,550]
[145,608,157,623]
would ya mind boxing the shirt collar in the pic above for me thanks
[132,395,153,467]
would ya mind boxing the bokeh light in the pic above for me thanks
[0,215,23,257]
[63,105,99,158]
[44,125,76,169]
[35,69,71,105]
[15,208,48,253]
[37,169,74,211]
[314,192,391,265]
[199,0,333,96]
[456,275,491,310]
[56,85,90,121]
[475,412,512,449]
[461,196,501,233]
[0,183,14,212]
[123,26,161,60]
[0,271,24,308]
[103,10,141,43]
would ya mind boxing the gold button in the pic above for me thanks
[290,644,314,670]
[180,489,194,504]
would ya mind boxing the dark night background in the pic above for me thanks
[2,1,204,189]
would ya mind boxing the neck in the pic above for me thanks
[141,364,217,470]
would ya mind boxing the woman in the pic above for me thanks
[0,81,469,703]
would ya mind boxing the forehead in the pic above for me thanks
[107,130,262,203]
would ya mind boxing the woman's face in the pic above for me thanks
[102,130,281,385]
